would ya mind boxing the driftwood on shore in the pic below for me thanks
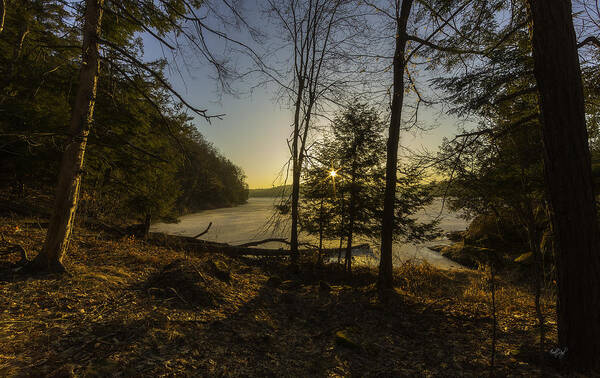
[148,232,370,258]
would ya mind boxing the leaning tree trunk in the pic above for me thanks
[378,0,413,293]
[527,0,600,370]
[30,0,104,272]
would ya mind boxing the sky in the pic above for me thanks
[141,1,469,189]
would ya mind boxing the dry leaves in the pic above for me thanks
[0,218,562,377]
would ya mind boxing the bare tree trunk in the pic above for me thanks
[290,78,305,266]
[378,0,413,294]
[337,236,343,264]
[143,213,152,240]
[527,0,600,370]
[345,164,357,274]
[318,197,324,265]
[29,0,104,273]
[345,224,353,273]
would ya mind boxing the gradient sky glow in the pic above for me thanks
[148,59,464,189]
[141,3,469,189]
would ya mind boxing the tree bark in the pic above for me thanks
[345,222,353,273]
[527,0,600,370]
[378,0,413,293]
[290,77,305,265]
[318,197,324,265]
[338,192,345,264]
[143,213,152,240]
[29,0,104,273]
[345,163,357,273]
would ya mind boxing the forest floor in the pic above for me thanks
[0,215,567,377]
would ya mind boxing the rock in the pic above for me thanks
[464,214,525,248]
[446,231,465,242]
[428,245,447,253]
[440,242,497,269]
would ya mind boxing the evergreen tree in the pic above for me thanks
[301,102,438,273]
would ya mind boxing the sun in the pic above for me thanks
[329,169,337,178]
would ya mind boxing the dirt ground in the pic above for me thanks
[0,217,565,377]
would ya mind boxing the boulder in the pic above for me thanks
[464,214,525,249]
[440,241,497,269]
[446,230,465,242]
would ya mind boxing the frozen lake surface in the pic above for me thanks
[151,197,468,269]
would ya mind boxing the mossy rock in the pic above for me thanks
[440,242,498,269]
[428,245,447,253]
[464,214,525,249]
[446,231,465,242]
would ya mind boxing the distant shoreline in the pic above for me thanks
[248,185,291,198]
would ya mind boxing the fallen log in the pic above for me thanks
[235,238,317,249]
[147,232,371,258]
[236,238,288,248]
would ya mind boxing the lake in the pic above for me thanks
[151,197,468,269]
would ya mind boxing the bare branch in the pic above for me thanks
[578,36,600,49]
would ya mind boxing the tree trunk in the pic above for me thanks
[345,231,353,273]
[337,236,343,264]
[345,164,357,274]
[338,192,345,264]
[527,0,600,370]
[378,0,413,293]
[290,77,305,266]
[143,213,152,240]
[29,0,104,273]
[318,197,324,265]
